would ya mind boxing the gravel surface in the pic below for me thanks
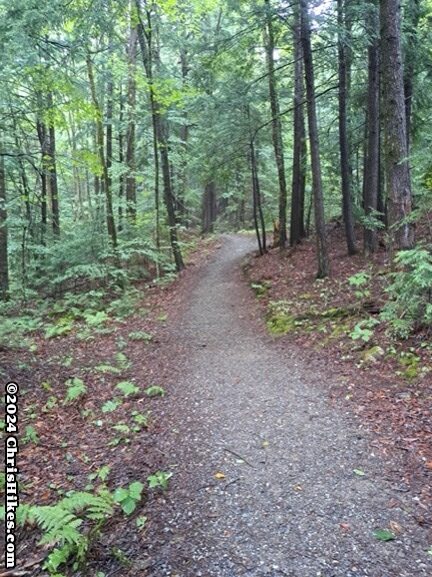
[144,235,431,577]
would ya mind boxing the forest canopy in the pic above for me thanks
[0,0,430,302]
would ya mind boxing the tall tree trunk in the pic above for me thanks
[337,0,357,255]
[300,0,330,278]
[36,116,48,245]
[87,53,118,249]
[177,47,189,224]
[250,140,267,255]
[290,8,307,246]
[363,1,380,255]
[264,0,288,249]
[106,70,114,220]
[118,87,125,231]
[202,181,217,234]
[47,92,60,238]
[380,0,414,250]
[135,1,184,271]
[404,0,420,152]
[0,143,9,300]
[126,21,138,223]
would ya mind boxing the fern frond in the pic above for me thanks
[32,506,82,545]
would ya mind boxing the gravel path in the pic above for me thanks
[144,235,430,577]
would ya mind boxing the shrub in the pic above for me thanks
[381,246,432,338]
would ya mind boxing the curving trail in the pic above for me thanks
[143,235,430,577]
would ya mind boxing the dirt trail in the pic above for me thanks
[143,235,430,577]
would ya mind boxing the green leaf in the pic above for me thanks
[128,481,144,500]
[373,529,396,542]
[115,381,139,397]
[145,386,165,397]
[113,488,129,503]
[101,399,121,413]
[353,469,366,477]
[121,497,136,516]
[65,378,87,404]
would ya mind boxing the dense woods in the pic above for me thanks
[0,0,431,299]
[1,2,432,575]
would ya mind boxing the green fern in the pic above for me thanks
[32,506,83,546]
[26,490,113,573]
[64,378,87,404]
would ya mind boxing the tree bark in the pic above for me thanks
[250,139,267,255]
[106,70,114,218]
[380,0,414,250]
[47,92,60,238]
[337,0,357,255]
[118,87,125,231]
[0,142,9,300]
[290,7,306,246]
[300,0,330,277]
[264,0,288,249]
[135,0,184,271]
[177,47,189,224]
[87,53,118,249]
[404,0,420,152]
[202,181,217,234]
[363,1,380,255]
[126,20,138,223]
[36,119,48,245]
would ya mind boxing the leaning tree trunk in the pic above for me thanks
[363,0,380,255]
[250,140,267,255]
[337,0,357,255]
[290,7,307,247]
[0,142,9,300]
[300,0,330,278]
[264,0,288,249]
[380,0,414,250]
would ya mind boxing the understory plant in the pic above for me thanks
[381,246,432,338]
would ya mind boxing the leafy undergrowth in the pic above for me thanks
[245,223,432,525]
[0,236,219,576]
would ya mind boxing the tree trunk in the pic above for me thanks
[300,0,330,278]
[202,181,217,234]
[290,8,307,246]
[126,20,137,223]
[36,115,48,245]
[404,0,420,152]
[0,143,9,300]
[86,53,118,249]
[106,72,114,216]
[135,0,184,271]
[380,0,414,250]
[250,140,267,255]
[264,0,288,249]
[337,0,357,255]
[363,1,380,255]
[118,87,125,231]
[47,92,60,238]
[177,47,189,225]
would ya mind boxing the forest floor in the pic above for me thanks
[1,233,431,577]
